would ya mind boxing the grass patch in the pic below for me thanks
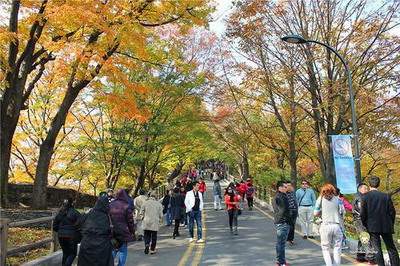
[7,227,52,266]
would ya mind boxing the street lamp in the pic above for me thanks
[281,34,362,184]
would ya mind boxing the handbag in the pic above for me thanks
[237,209,242,215]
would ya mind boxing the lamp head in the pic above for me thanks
[281,35,307,44]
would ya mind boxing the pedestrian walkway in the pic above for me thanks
[125,181,358,265]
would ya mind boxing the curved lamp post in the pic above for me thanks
[281,34,361,184]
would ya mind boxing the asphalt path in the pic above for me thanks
[124,180,359,266]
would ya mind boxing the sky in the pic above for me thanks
[209,0,234,36]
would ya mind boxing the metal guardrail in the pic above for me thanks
[0,215,58,266]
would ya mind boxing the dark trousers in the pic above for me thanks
[58,237,77,266]
[369,232,399,266]
[247,197,254,209]
[228,209,238,227]
[287,211,297,242]
[144,230,158,251]
[174,218,180,235]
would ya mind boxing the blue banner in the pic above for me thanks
[331,135,357,194]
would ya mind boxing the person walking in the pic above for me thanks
[361,176,399,266]
[285,181,298,245]
[246,182,255,210]
[225,187,240,235]
[184,181,204,243]
[134,189,147,241]
[170,187,185,238]
[162,190,173,226]
[213,178,222,210]
[199,178,207,197]
[77,196,114,266]
[109,189,135,266]
[53,198,81,266]
[352,183,375,264]
[140,191,163,254]
[314,183,345,266]
[273,181,291,266]
[296,179,316,239]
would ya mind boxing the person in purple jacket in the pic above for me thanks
[109,189,135,266]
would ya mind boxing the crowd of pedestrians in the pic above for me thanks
[52,167,399,266]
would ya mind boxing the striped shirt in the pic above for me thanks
[286,191,297,210]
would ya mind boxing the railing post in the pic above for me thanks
[1,218,9,266]
[268,189,273,206]
[50,213,58,252]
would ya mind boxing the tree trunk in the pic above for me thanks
[32,87,81,209]
[241,148,250,180]
[133,162,146,197]
[288,140,298,188]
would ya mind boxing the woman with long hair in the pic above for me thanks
[53,198,81,266]
[314,183,345,266]
[224,187,241,235]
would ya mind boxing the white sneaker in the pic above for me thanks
[189,238,195,243]
[197,239,205,243]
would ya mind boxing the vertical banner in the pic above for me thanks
[331,135,357,194]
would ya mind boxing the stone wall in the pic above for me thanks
[7,183,97,209]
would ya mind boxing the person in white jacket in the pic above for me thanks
[184,181,204,243]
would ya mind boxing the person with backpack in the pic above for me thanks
[314,183,345,266]
[246,182,255,210]
[53,198,81,266]
[296,179,316,239]
[109,189,135,266]
[77,196,114,266]
[140,191,163,254]
[213,178,222,210]
[225,186,241,235]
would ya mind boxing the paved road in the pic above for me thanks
[125,180,358,266]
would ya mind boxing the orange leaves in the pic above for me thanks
[104,84,150,123]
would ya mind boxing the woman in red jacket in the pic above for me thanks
[225,187,241,235]
[199,178,206,196]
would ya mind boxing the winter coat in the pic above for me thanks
[140,197,163,231]
[53,207,81,240]
[213,181,221,197]
[109,189,135,242]
[134,195,147,216]
[184,190,204,213]
[161,194,171,214]
[170,193,185,220]
[225,194,241,210]
[77,196,113,266]
[352,193,366,231]
[199,181,206,193]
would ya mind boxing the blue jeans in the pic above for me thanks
[164,209,172,225]
[112,242,128,266]
[276,223,290,264]
[188,210,202,239]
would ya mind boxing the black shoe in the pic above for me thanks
[308,236,315,239]
[144,246,149,254]
[303,235,307,239]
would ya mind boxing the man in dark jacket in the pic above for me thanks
[170,187,185,238]
[284,181,298,246]
[273,181,290,266]
[109,189,135,266]
[78,196,113,266]
[361,176,399,266]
